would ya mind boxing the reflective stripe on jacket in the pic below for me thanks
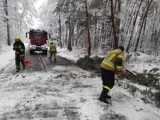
[100,49,125,72]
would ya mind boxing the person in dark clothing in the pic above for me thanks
[13,36,25,72]
[99,46,125,104]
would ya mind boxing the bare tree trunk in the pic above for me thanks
[134,0,153,52]
[126,0,143,52]
[4,0,10,45]
[94,12,98,49]
[115,0,121,44]
[65,2,69,47]
[85,0,91,56]
[125,0,138,34]
[139,17,147,50]
[67,16,72,51]
[110,0,118,49]
[58,12,62,48]
[65,22,68,46]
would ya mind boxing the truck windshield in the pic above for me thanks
[30,31,47,38]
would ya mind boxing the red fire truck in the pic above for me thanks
[26,29,49,55]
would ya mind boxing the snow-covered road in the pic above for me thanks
[0,48,160,120]
[0,61,105,120]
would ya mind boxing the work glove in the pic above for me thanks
[16,51,19,54]
[116,70,123,75]
[123,68,126,71]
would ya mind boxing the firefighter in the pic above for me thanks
[13,36,25,72]
[99,46,125,104]
[49,42,57,61]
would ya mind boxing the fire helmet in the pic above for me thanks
[15,36,20,41]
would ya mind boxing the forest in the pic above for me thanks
[0,0,159,55]
[0,1,160,119]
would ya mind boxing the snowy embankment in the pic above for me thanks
[57,48,160,120]
[56,48,160,119]
[126,52,160,73]
[0,46,160,120]
[0,49,14,69]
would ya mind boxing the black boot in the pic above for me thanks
[99,97,109,104]
[99,89,110,104]
[16,66,20,72]
[106,94,111,99]
[103,88,111,99]
[23,65,25,70]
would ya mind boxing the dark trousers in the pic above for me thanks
[49,51,56,61]
[15,55,25,70]
[100,68,115,99]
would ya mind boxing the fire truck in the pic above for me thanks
[26,29,49,55]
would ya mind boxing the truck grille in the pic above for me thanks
[31,39,46,46]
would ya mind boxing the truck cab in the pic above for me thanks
[26,29,49,55]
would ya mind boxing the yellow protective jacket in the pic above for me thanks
[100,49,125,72]
[50,44,57,53]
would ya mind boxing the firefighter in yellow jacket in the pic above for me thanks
[99,46,125,104]
[49,42,57,61]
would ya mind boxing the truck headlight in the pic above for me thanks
[30,45,36,49]
[42,45,47,49]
